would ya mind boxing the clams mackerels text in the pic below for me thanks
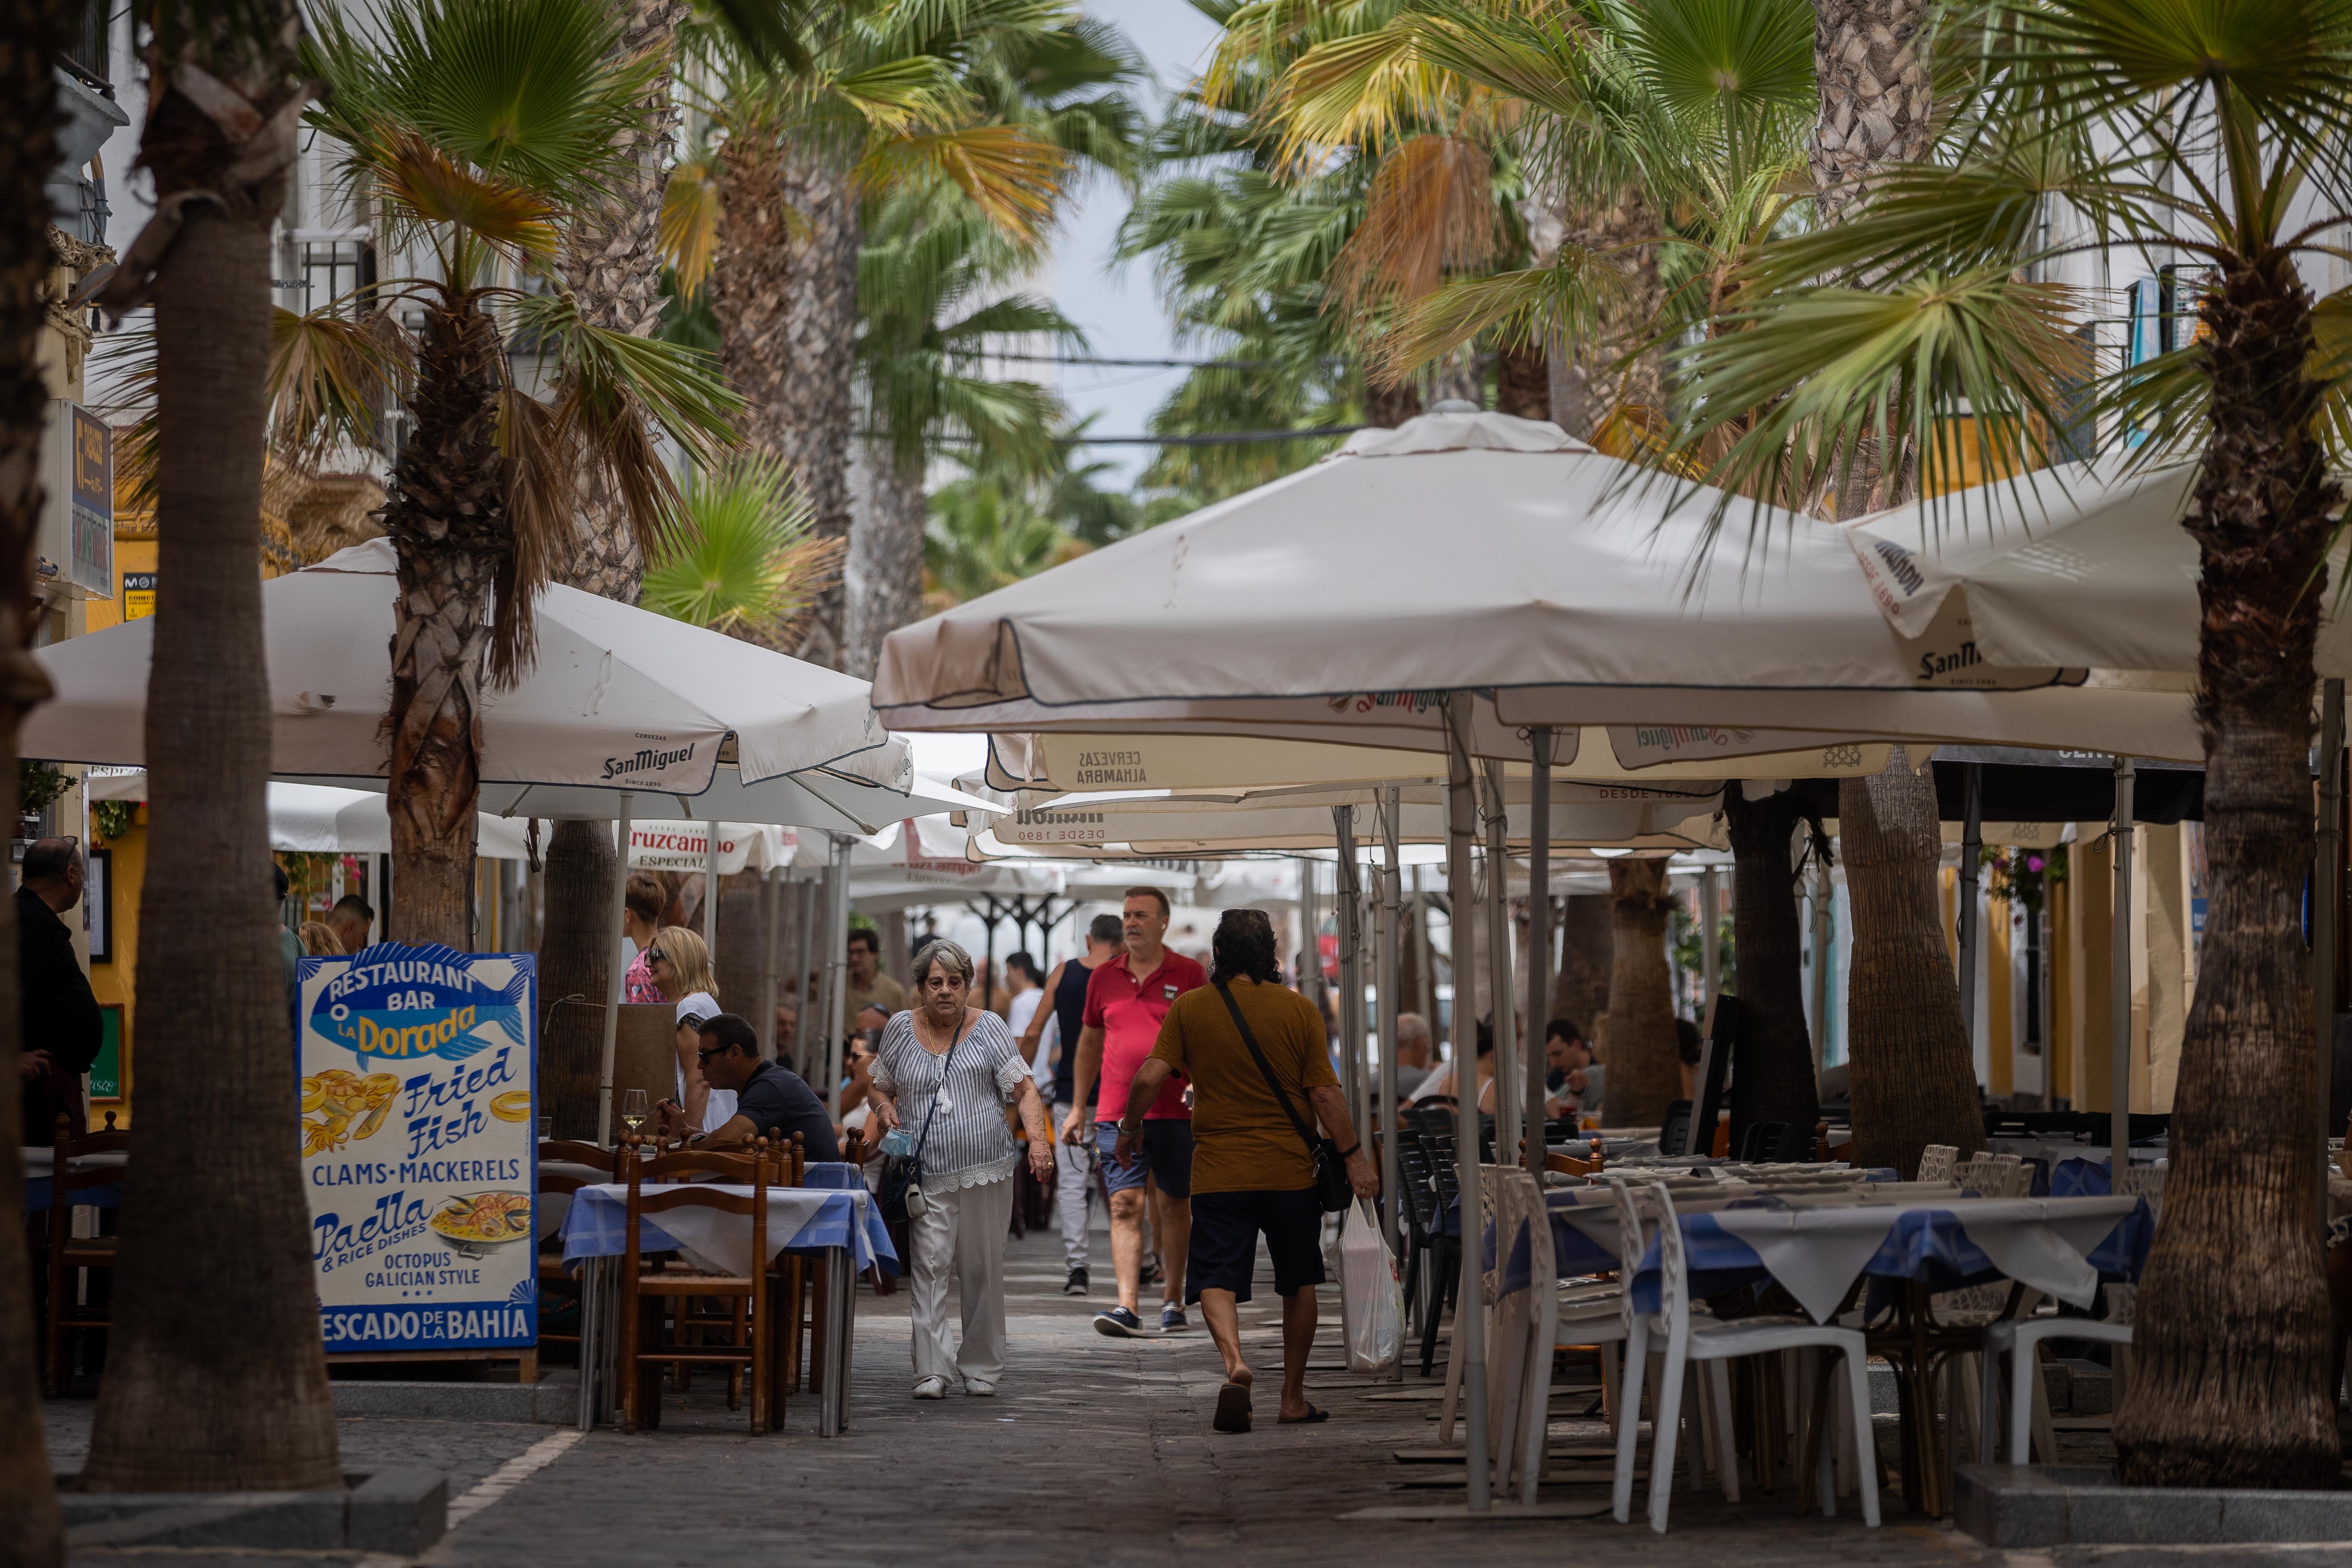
[301,1069,401,1154]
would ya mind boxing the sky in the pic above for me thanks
[1046,1,1228,488]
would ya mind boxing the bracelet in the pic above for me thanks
[1334,1142,1360,1159]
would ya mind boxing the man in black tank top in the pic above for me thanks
[1022,913,1124,1295]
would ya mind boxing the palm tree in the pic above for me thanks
[921,464,1084,605]
[702,0,1082,669]
[1652,0,2352,1487]
[1250,0,1877,1143]
[77,0,344,1496]
[292,0,739,948]
[848,185,1078,673]
[2,3,89,1544]
[642,450,842,647]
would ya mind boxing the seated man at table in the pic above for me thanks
[655,1013,840,1163]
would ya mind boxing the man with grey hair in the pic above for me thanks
[1391,1012,1437,1103]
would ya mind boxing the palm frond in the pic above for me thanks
[856,125,1071,241]
[1329,132,1499,310]
[269,304,415,468]
[1369,242,1632,385]
[658,150,729,304]
[642,451,843,645]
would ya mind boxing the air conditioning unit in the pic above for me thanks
[38,399,112,600]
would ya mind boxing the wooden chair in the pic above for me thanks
[45,1111,128,1394]
[619,1138,773,1433]
[1546,1141,1606,1179]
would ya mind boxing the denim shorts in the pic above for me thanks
[1094,1118,1193,1199]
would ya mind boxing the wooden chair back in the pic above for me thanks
[619,1137,773,1433]
[1546,1146,1604,1179]
[639,1145,772,1185]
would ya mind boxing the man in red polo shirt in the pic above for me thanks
[1063,886,1205,1337]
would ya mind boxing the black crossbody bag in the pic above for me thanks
[877,1016,968,1226]
[1212,980,1353,1213]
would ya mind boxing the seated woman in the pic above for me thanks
[1410,1018,1497,1113]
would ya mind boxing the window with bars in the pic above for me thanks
[300,239,378,318]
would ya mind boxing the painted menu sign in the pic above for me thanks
[297,943,538,1353]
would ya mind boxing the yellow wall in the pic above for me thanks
[2049,872,2074,1103]
[87,809,146,1125]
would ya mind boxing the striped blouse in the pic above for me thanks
[872,1009,1030,1191]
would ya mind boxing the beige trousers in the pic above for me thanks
[908,1175,1010,1387]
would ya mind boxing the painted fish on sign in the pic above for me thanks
[310,942,532,1063]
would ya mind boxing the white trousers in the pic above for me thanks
[1050,1101,1091,1270]
[908,1175,1010,1387]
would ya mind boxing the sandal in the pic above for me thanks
[1213,1381,1252,1433]
[1277,1402,1330,1425]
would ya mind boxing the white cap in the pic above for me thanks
[675,991,721,1029]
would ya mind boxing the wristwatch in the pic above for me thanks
[1116,1117,1142,1135]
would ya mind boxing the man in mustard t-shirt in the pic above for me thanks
[1112,908,1376,1434]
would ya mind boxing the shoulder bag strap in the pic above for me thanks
[1212,980,1323,1159]
[907,1015,971,1164]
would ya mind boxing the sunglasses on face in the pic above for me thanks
[646,949,668,965]
[696,1044,731,1063]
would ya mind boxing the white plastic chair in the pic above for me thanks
[1976,1164,2160,1463]
[1917,1144,1960,1183]
[1610,1179,1882,1532]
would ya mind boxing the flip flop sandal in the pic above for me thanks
[1213,1381,1253,1433]
[1278,1402,1331,1425]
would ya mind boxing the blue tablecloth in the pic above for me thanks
[559,1183,897,1272]
[1511,1191,2152,1316]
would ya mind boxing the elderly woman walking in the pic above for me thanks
[870,939,1054,1398]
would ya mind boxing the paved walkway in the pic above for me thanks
[40,1218,2340,1568]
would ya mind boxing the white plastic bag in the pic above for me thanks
[1340,1199,1404,1372]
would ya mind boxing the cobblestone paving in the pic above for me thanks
[43,1222,2348,1567]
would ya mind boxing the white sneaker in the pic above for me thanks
[964,1380,996,1397]
[912,1375,949,1400]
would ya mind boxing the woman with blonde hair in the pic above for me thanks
[646,926,730,1134]
[296,921,341,958]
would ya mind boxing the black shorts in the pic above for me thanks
[1185,1187,1327,1305]
[1094,1119,1192,1199]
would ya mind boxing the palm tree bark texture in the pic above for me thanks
[1805,0,1930,228]
[1721,786,1823,1152]
[2114,250,2340,1489]
[0,2,77,1550]
[846,449,925,679]
[82,21,341,1491]
[712,134,860,670]
[1838,748,1982,1179]
[1553,892,1610,1033]
[1605,856,1681,1128]
[382,300,505,949]
[536,0,689,1131]
[554,0,688,600]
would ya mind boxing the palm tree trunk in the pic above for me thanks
[1804,0,1931,227]
[712,135,860,669]
[556,0,688,600]
[1605,857,1680,1126]
[82,194,340,1489]
[1495,341,1548,421]
[530,0,688,1124]
[0,3,74,1551]
[2114,248,2341,1488]
[1545,195,1665,440]
[1553,892,1610,1029]
[844,450,925,679]
[1362,375,1421,428]
[384,300,504,948]
[1722,788,1821,1150]
[1839,748,1982,1177]
[537,819,614,1139]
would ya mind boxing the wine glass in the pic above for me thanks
[620,1090,649,1146]
[538,1117,553,1143]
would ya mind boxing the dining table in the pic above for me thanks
[21,1144,125,1212]
[556,1161,895,1437]
[1488,1175,2152,1515]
